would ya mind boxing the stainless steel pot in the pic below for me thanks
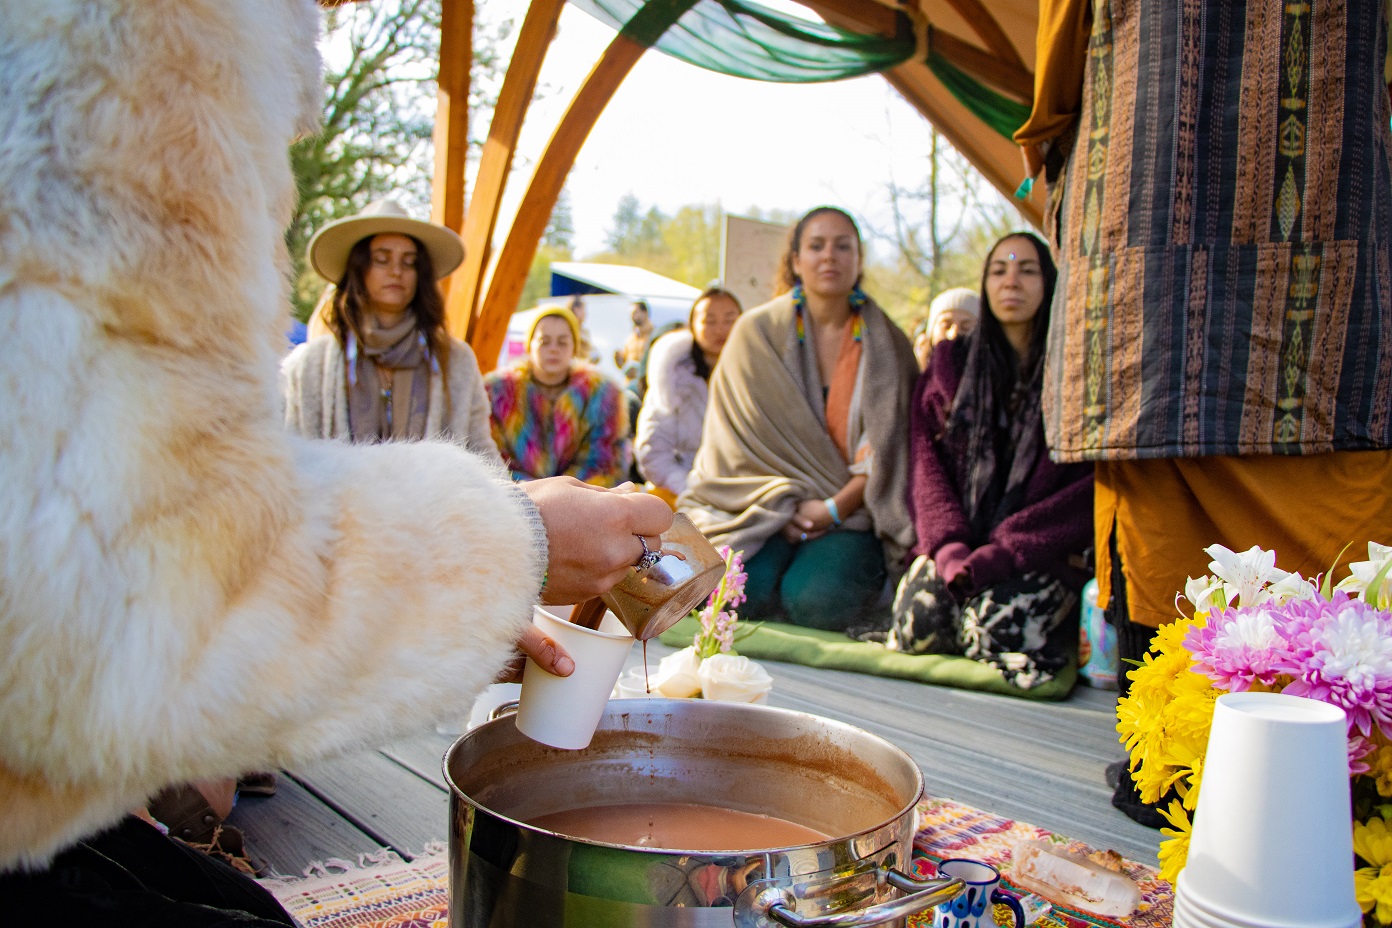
[444,698,962,927]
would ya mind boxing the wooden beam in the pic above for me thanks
[430,0,471,307]
[445,0,565,343]
[929,27,1033,103]
[793,0,903,39]
[431,0,471,235]
[936,0,1026,72]
[469,33,649,370]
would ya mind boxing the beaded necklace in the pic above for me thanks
[792,284,867,345]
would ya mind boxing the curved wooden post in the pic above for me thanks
[468,33,649,369]
[445,0,565,342]
[431,0,472,239]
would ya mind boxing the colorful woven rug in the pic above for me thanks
[260,798,1171,928]
[262,847,449,928]
[906,797,1172,927]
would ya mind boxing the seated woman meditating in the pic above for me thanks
[680,207,917,631]
[886,232,1093,689]
[634,286,743,500]
[282,200,497,457]
[485,306,631,486]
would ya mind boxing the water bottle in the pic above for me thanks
[1078,579,1118,690]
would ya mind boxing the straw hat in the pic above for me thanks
[307,199,464,283]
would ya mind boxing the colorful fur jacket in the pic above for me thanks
[0,0,544,871]
[484,365,632,486]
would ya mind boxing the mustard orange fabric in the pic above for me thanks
[1095,451,1392,628]
[1013,0,1091,151]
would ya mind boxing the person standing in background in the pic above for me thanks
[567,295,601,365]
[615,300,654,372]
[1017,0,1392,819]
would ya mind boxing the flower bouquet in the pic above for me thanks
[647,546,772,703]
[1117,542,1392,920]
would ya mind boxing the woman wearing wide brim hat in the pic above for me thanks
[282,199,498,458]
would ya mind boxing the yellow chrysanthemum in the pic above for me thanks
[1163,687,1220,747]
[1152,614,1204,654]
[1156,741,1205,807]
[1355,866,1392,923]
[1157,798,1192,886]
[1368,745,1392,799]
[1356,817,1392,868]
[1116,686,1170,777]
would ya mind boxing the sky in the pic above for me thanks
[479,0,1010,260]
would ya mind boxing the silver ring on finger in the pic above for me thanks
[635,534,663,571]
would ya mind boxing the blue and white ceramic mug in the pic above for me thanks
[932,859,1026,928]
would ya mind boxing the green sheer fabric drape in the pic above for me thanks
[568,0,1030,139]
[570,0,915,82]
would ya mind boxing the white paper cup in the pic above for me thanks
[1178,692,1360,927]
[515,607,633,750]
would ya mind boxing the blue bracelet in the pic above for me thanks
[824,497,842,527]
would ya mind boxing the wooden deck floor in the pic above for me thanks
[228,639,1161,877]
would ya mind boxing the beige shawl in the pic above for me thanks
[280,335,500,464]
[678,294,918,565]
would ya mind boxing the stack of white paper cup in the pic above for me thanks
[515,607,633,750]
[1173,692,1360,928]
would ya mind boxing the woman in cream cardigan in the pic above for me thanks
[680,208,918,631]
[282,200,498,460]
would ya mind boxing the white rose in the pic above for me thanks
[652,646,703,698]
[697,653,772,704]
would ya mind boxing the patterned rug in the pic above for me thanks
[261,798,1171,928]
[906,798,1172,927]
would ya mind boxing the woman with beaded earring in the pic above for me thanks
[679,207,918,631]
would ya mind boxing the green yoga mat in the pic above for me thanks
[658,615,1076,701]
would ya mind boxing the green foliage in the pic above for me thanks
[583,200,722,287]
[520,243,575,311]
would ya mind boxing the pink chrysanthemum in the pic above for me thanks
[1183,606,1292,692]
[1349,732,1378,776]
[1278,593,1392,738]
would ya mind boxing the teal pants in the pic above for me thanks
[742,530,886,631]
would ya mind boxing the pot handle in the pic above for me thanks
[753,870,964,928]
[488,700,520,721]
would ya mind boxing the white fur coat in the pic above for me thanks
[0,0,543,870]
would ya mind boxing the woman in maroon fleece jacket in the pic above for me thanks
[886,232,1093,689]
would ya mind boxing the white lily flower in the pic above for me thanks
[1182,575,1227,615]
[1266,571,1318,604]
[1335,542,1392,604]
[1205,544,1289,608]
